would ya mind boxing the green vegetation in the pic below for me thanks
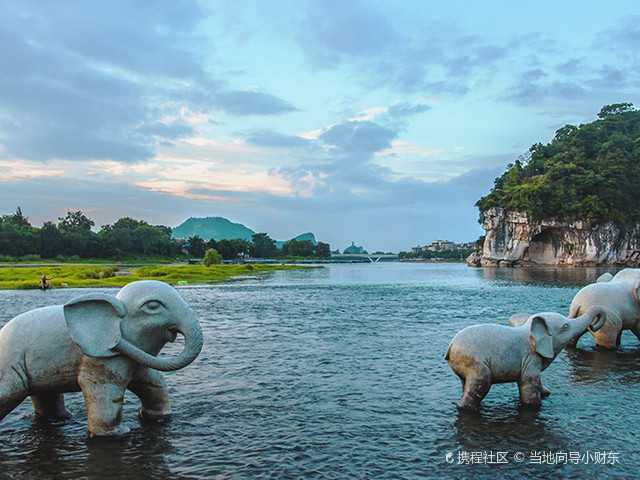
[0,209,331,261]
[0,264,306,290]
[203,248,222,266]
[0,210,182,260]
[476,103,640,224]
[399,248,474,261]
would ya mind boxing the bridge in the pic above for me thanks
[330,253,399,263]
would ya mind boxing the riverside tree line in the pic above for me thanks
[0,208,331,261]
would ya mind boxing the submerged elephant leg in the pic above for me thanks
[80,380,128,437]
[540,384,551,398]
[127,367,171,421]
[78,358,132,438]
[518,375,543,407]
[31,393,70,420]
[0,370,29,420]
[593,326,622,350]
[0,390,28,420]
[457,367,491,411]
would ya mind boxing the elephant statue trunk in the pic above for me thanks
[579,305,606,336]
[509,305,606,336]
[116,317,203,372]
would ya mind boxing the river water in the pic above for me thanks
[0,263,637,479]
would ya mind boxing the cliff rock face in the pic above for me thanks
[469,207,640,267]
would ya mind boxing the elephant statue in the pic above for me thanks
[446,306,605,411]
[567,268,640,349]
[0,280,203,437]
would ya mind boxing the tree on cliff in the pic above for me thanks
[476,103,640,225]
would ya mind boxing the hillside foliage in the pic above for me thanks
[476,103,640,225]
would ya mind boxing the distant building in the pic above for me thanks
[343,241,368,255]
[409,240,473,255]
[426,240,456,252]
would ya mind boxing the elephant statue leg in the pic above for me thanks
[631,326,640,343]
[518,374,543,407]
[0,369,29,420]
[31,393,70,419]
[127,367,171,421]
[78,358,131,437]
[457,366,491,411]
[592,319,623,350]
[541,384,551,397]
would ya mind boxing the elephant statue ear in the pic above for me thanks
[64,293,127,358]
[528,316,554,359]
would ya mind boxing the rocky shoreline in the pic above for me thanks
[467,207,640,267]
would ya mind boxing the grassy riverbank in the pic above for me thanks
[0,264,307,290]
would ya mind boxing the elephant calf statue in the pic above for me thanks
[446,306,605,411]
[566,268,640,350]
[0,280,203,437]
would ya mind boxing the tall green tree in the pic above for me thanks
[39,221,64,258]
[185,235,207,258]
[216,239,252,260]
[58,210,94,234]
[315,242,331,258]
[251,233,277,258]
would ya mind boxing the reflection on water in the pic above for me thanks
[0,263,637,478]
[565,342,640,385]
[453,407,566,451]
[477,266,622,287]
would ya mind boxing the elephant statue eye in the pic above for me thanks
[562,323,569,330]
[141,300,164,314]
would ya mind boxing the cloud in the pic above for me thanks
[244,130,311,148]
[299,0,396,67]
[214,91,297,116]
[137,122,195,140]
[597,15,640,64]
[0,1,297,163]
[387,102,431,118]
[499,17,640,113]
[319,121,397,156]
[504,78,589,106]
[297,2,516,95]
[555,58,586,75]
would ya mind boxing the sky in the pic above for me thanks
[1,1,639,251]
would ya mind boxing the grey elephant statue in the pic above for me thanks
[567,268,640,349]
[446,306,605,411]
[0,280,203,437]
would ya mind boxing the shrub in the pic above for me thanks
[203,248,222,267]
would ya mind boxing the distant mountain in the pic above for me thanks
[172,217,255,241]
[275,232,317,249]
[172,217,319,248]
